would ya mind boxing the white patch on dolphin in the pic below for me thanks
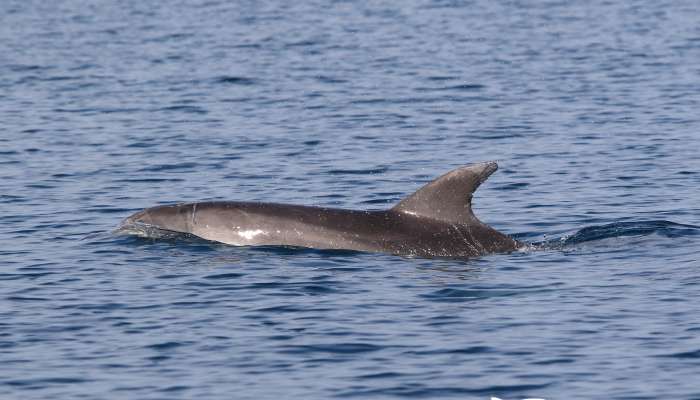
[237,229,266,240]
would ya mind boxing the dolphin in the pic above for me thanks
[119,162,521,258]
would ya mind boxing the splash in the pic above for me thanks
[113,221,184,240]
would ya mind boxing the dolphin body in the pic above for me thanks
[119,162,521,258]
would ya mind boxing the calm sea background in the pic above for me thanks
[2,1,700,399]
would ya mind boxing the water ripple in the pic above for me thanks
[3,0,700,399]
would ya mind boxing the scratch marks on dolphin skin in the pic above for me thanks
[456,223,480,256]
[190,203,198,229]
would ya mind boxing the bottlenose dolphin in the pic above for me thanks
[119,162,521,258]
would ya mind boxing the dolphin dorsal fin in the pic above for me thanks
[391,162,498,223]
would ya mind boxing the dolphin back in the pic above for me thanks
[119,161,520,258]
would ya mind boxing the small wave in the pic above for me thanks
[280,342,381,355]
[421,285,554,302]
[81,231,114,241]
[158,105,208,114]
[415,83,486,92]
[213,76,256,85]
[5,377,90,387]
[658,349,700,359]
[529,220,700,251]
[327,166,389,175]
[562,220,700,244]
[145,341,188,351]
[337,383,550,398]
[137,162,199,172]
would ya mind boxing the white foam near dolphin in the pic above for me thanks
[119,162,522,258]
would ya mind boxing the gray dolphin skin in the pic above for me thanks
[119,162,521,258]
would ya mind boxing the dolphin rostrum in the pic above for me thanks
[119,162,521,258]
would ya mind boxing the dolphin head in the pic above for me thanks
[121,203,194,234]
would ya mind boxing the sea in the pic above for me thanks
[2,1,700,399]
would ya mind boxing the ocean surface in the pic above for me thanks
[2,1,700,399]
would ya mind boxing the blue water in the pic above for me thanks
[2,0,700,398]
